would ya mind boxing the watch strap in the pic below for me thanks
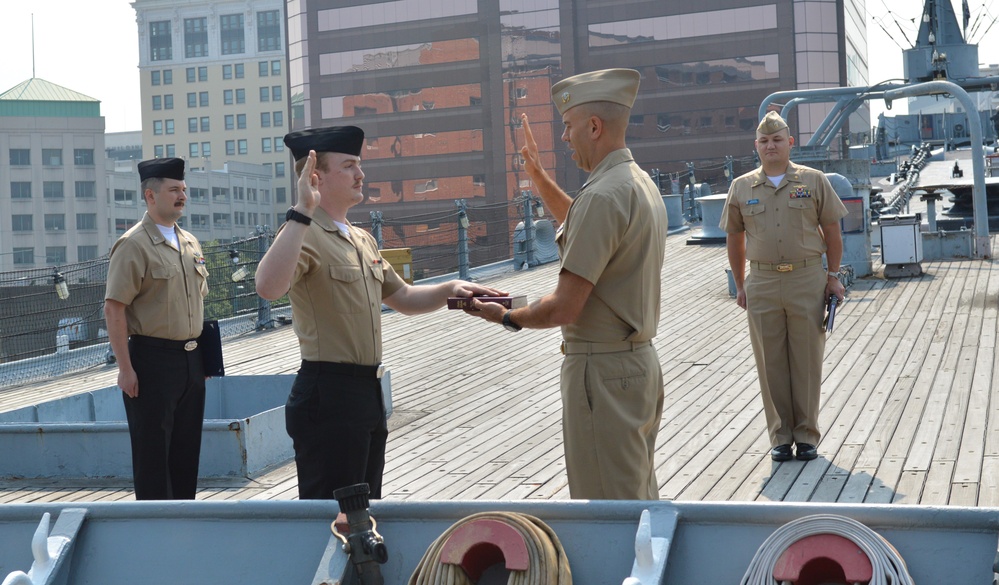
[286,207,312,226]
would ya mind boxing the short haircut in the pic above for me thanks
[140,177,164,204]
[293,151,332,177]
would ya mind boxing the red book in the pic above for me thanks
[447,295,527,310]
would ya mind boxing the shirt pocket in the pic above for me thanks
[150,264,177,303]
[328,264,365,314]
[787,197,817,230]
[740,202,766,234]
[195,264,209,298]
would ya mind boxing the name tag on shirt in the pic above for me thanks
[747,199,759,205]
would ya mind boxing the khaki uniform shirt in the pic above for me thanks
[557,148,668,343]
[719,161,848,262]
[105,212,208,340]
[285,207,406,364]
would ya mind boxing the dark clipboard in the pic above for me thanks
[199,320,225,377]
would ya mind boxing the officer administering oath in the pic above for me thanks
[720,111,848,463]
[255,126,502,500]
[104,157,209,500]
[465,69,668,500]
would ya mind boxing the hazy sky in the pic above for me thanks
[1,1,996,134]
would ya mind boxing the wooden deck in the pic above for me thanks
[1,229,997,506]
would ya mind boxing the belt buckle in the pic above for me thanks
[184,340,198,351]
[376,365,385,379]
[776,263,793,272]
[560,341,566,355]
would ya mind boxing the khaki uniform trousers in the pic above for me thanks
[560,342,663,500]
[745,263,827,447]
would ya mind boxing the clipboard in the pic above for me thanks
[199,320,225,377]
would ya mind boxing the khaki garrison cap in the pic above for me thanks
[551,68,641,116]
[757,111,789,134]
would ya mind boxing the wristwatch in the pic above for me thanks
[285,207,312,226]
[827,271,839,278]
[502,310,522,332]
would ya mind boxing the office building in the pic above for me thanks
[132,0,291,228]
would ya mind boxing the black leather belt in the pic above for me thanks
[130,335,198,351]
[301,360,385,379]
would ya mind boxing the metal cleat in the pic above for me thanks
[622,508,678,585]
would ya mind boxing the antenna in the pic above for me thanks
[31,14,36,78]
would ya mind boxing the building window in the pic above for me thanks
[153,95,162,110]
[187,92,197,108]
[151,70,160,85]
[78,245,99,261]
[74,149,95,165]
[11,181,32,198]
[235,88,245,104]
[114,189,137,204]
[190,214,209,229]
[197,116,208,131]
[44,214,66,231]
[259,61,269,77]
[43,182,64,199]
[186,67,196,83]
[184,17,208,59]
[223,64,232,79]
[224,89,233,105]
[77,213,97,230]
[189,143,199,157]
[225,140,235,155]
[225,114,234,130]
[274,138,284,153]
[164,94,173,109]
[9,149,30,165]
[237,139,248,155]
[275,162,285,177]
[189,117,198,132]
[212,187,229,202]
[261,112,271,127]
[271,86,282,101]
[214,213,231,228]
[237,114,246,129]
[257,10,281,52]
[13,248,34,266]
[202,142,211,157]
[42,149,62,166]
[115,218,135,234]
[271,60,281,76]
[163,69,173,84]
[221,14,245,55]
[198,66,208,81]
[273,111,283,126]
[154,145,164,158]
[276,187,286,203]
[12,214,33,232]
[515,87,527,99]
[260,86,270,102]
[46,247,67,265]
[154,120,163,135]
[167,118,175,135]
[235,63,244,78]
[199,91,209,107]
[166,144,176,157]
[189,187,208,201]
[149,21,172,61]
[75,181,96,199]
[262,137,272,153]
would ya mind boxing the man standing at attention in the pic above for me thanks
[466,69,668,500]
[720,111,848,462]
[255,126,501,500]
[104,157,209,500]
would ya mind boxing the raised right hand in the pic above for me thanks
[296,150,321,213]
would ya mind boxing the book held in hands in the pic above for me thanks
[447,295,527,311]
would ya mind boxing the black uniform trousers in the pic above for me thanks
[286,360,387,500]
[123,336,206,500]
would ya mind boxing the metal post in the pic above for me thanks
[456,199,469,280]
[256,225,274,329]
[523,192,536,268]
[685,162,700,222]
[370,211,384,249]
[724,156,734,188]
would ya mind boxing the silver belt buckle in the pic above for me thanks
[376,365,385,379]
[184,340,198,351]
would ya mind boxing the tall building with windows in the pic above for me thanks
[132,0,291,228]
[0,79,109,272]
[288,0,867,270]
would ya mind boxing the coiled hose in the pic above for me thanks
[408,511,572,585]
[739,514,915,585]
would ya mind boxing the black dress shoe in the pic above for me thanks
[795,443,818,461]
[770,444,793,461]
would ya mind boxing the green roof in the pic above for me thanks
[0,78,101,118]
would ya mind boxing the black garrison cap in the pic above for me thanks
[138,157,185,182]
[283,126,365,161]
